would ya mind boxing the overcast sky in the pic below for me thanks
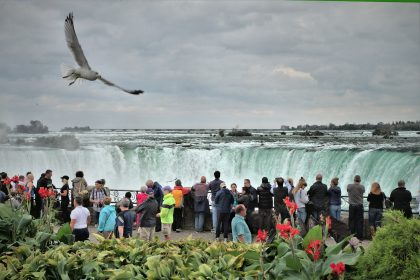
[0,1,419,129]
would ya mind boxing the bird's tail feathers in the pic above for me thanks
[61,63,75,80]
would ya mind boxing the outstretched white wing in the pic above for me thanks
[98,76,144,95]
[64,13,91,69]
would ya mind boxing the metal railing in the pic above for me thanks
[104,188,419,214]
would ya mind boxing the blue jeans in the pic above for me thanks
[368,208,383,229]
[195,212,205,232]
[211,201,219,230]
[329,205,341,220]
[297,208,307,223]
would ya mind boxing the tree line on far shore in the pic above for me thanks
[0,120,419,136]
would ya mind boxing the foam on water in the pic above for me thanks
[1,130,419,195]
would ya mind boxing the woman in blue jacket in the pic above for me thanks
[98,197,116,239]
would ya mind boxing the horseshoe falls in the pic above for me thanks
[1,129,419,195]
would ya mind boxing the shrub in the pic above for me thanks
[352,211,420,280]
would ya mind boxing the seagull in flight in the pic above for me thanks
[62,13,143,95]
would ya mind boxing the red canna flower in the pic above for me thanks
[256,229,268,243]
[38,187,49,199]
[3,178,12,185]
[48,189,55,198]
[325,216,332,230]
[11,175,19,183]
[276,221,300,240]
[305,239,322,261]
[330,262,345,275]
[283,197,298,215]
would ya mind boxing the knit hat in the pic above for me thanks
[162,186,172,192]
[220,182,227,188]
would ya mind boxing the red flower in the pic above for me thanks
[256,229,268,243]
[325,216,332,230]
[3,178,12,185]
[305,239,321,262]
[26,192,30,200]
[10,175,19,183]
[283,197,298,215]
[38,187,49,199]
[330,262,345,275]
[276,221,300,240]
[48,189,55,198]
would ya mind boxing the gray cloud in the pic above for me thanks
[0,1,419,129]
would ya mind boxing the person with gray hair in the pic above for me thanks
[115,198,134,238]
[347,175,366,239]
[231,204,252,243]
[390,180,413,218]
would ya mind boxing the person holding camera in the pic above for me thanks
[90,179,106,226]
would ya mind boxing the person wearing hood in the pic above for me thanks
[136,188,159,241]
[257,177,274,231]
[172,179,186,232]
[214,182,234,242]
[71,171,88,207]
[97,197,116,239]
[158,186,176,240]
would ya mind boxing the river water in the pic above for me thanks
[1,129,419,196]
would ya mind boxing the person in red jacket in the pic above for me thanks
[172,179,189,232]
[135,186,148,228]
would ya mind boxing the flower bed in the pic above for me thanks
[0,197,363,279]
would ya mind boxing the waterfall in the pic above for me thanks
[1,145,418,195]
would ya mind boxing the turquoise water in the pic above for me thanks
[0,129,419,195]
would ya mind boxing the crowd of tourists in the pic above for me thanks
[0,169,418,243]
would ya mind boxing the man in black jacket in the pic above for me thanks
[136,188,159,241]
[390,180,413,218]
[307,174,328,220]
[244,179,258,212]
[257,177,274,231]
[273,177,290,223]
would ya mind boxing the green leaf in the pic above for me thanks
[277,242,290,257]
[0,204,14,219]
[198,264,213,277]
[15,214,32,235]
[325,235,351,256]
[36,232,52,244]
[322,250,362,276]
[284,252,302,271]
[56,223,72,243]
[303,225,322,248]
